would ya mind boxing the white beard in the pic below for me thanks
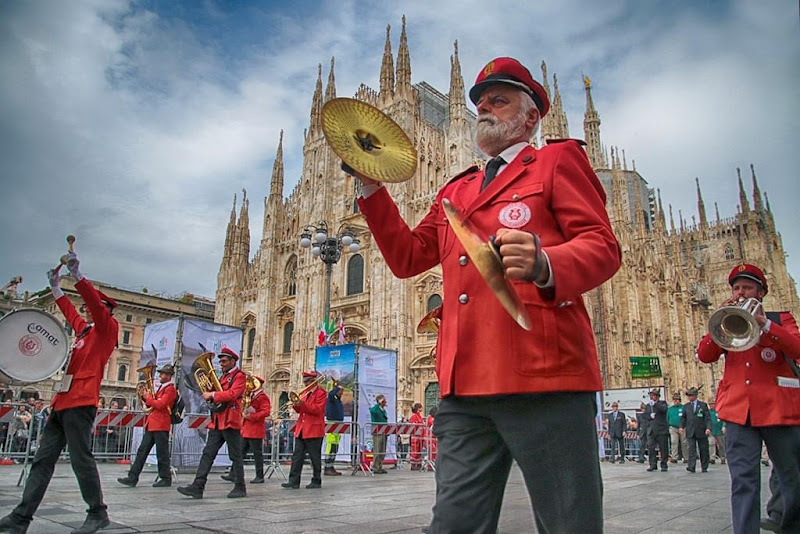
[475,112,529,156]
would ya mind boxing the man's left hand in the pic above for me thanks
[494,228,548,284]
[202,392,214,401]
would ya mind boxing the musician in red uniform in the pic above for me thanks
[0,251,118,534]
[409,403,424,470]
[697,264,800,534]
[240,376,270,484]
[353,56,620,533]
[117,364,177,488]
[281,371,327,489]
[177,347,247,499]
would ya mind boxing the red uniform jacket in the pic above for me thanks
[143,382,176,432]
[209,368,246,430]
[241,390,271,439]
[697,311,800,426]
[51,278,119,411]
[292,387,326,439]
[358,142,621,396]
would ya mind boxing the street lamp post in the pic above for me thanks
[299,221,360,346]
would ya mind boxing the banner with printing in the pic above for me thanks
[316,343,356,462]
[357,345,397,462]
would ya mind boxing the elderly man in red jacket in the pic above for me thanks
[177,347,247,499]
[353,56,620,533]
[117,363,177,488]
[0,252,118,534]
[282,371,327,489]
[697,263,800,534]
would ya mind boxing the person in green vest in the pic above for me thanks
[370,394,389,474]
[666,393,687,463]
[708,400,726,465]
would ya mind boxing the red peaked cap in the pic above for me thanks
[302,370,319,378]
[469,57,550,117]
[728,263,768,295]
[217,347,239,361]
[96,290,118,309]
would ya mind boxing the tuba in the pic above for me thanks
[242,373,262,414]
[193,352,226,412]
[708,297,763,352]
[136,364,156,414]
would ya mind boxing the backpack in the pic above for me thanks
[170,390,185,425]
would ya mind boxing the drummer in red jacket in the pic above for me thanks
[0,251,118,534]
[117,363,177,488]
[240,376,270,484]
[281,371,327,489]
[697,263,800,534]
[177,347,247,500]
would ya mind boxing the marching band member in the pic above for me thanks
[0,251,118,534]
[697,264,800,533]
[408,402,424,470]
[117,364,177,488]
[281,371,327,489]
[177,348,247,499]
[240,376,270,484]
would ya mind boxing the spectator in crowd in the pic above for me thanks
[666,392,686,464]
[10,405,31,459]
[635,403,648,463]
[370,394,389,474]
[605,403,626,463]
[679,387,712,473]
[409,402,425,470]
[708,400,725,465]
[324,382,344,476]
[645,389,669,472]
[30,401,48,445]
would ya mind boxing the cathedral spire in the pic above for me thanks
[669,204,676,234]
[269,130,284,198]
[632,171,645,234]
[223,193,237,261]
[308,63,324,136]
[679,209,685,233]
[657,188,666,230]
[583,74,605,169]
[448,40,467,132]
[379,24,395,106]
[737,167,750,214]
[750,163,764,213]
[715,202,721,225]
[324,57,336,103]
[550,74,569,140]
[395,15,412,100]
[696,177,707,229]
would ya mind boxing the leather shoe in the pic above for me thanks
[686,467,696,473]
[701,468,708,473]
[374,469,388,474]
[152,478,171,487]
[661,467,668,472]
[646,467,657,472]
[760,516,781,533]
[70,516,110,534]
[324,467,341,476]
[227,486,247,498]
[250,476,265,484]
[281,482,299,489]
[306,482,322,489]
[177,485,203,499]
[220,473,235,482]
[0,513,30,534]
[116,476,137,487]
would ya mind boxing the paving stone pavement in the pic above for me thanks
[0,460,774,533]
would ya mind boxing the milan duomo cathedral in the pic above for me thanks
[214,18,799,415]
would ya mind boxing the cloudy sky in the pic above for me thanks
[2,0,799,300]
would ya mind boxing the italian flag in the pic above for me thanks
[318,317,336,346]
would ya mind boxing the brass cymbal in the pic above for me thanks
[416,305,442,334]
[441,199,532,331]
[321,98,417,183]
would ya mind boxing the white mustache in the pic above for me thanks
[477,114,497,125]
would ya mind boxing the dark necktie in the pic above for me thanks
[481,156,505,191]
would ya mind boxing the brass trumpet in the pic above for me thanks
[136,364,156,414]
[280,374,327,412]
[708,297,763,352]
[193,352,226,412]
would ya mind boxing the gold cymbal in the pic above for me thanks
[416,305,442,334]
[321,98,417,183]
[441,199,532,331]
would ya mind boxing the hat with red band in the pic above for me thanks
[217,347,239,361]
[728,263,768,294]
[469,57,550,117]
[302,370,319,379]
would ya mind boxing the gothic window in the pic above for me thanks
[282,322,293,354]
[285,256,297,296]
[117,365,127,382]
[724,243,735,261]
[427,294,442,312]
[246,328,256,359]
[346,254,364,295]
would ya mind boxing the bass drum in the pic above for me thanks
[0,308,69,385]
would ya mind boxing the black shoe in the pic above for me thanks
[646,467,657,472]
[661,467,668,472]
[116,476,137,487]
[701,468,708,473]
[281,482,300,489]
[636,459,645,463]
[227,486,247,498]
[152,478,171,487]
[609,459,616,463]
[374,469,388,474]
[760,516,781,533]
[70,516,110,534]
[177,485,203,499]
[0,513,30,534]
[250,476,264,484]
[619,460,625,464]
[686,467,696,473]
[306,482,322,489]
[220,473,235,482]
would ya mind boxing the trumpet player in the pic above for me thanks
[697,263,800,534]
[177,347,247,499]
[240,376,270,484]
[281,371,327,489]
[117,364,176,488]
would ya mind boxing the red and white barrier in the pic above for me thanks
[285,421,352,434]
[184,414,212,430]
[372,423,427,437]
[93,410,146,428]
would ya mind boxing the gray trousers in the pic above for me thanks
[428,392,602,534]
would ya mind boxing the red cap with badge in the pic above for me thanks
[728,263,768,294]
[217,347,239,361]
[469,57,550,117]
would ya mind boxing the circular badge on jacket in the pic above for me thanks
[761,347,777,363]
[498,202,531,228]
